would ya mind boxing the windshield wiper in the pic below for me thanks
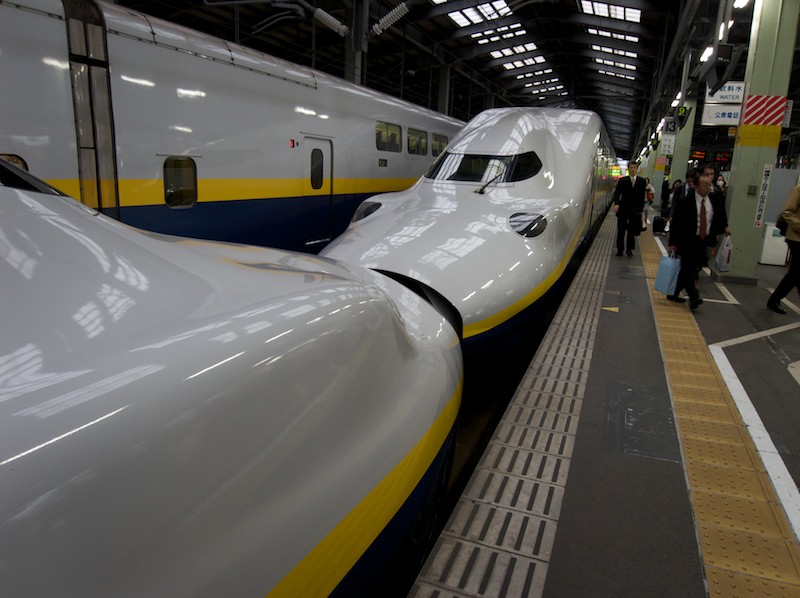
[475,170,505,194]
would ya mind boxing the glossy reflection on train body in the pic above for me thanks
[322,108,618,351]
[0,159,462,597]
[0,0,463,252]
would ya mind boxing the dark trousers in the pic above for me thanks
[770,239,800,303]
[616,211,640,253]
[675,236,706,301]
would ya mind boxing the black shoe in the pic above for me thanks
[666,295,687,303]
[767,301,786,314]
[616,251,623,256]
[626,249,633,257]
[689,297,703,310]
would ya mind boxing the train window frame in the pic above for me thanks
[432,134,449,157]
[0,157,66,195]
[375,121,402,153]
[407,128,428,155]
[310,147,323,190]
[507,151,543,181]
[424,150,542,183]
[163,157,198,208]
[1,154,29,172]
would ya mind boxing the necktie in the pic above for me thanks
[699,199,707,240]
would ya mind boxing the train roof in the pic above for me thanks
[445,108,605,156]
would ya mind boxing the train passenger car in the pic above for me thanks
[0,158,463,597]
[322,107,618,352]
[0,0,463,252]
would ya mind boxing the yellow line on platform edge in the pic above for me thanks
[639,229,800,596]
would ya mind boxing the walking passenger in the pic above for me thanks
[767,184,800,314]
[667,172,732,309]
[613,161,647,257]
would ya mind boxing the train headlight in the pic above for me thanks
[509,212,547,238]
[352,201,382,222]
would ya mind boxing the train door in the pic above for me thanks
[302,136,333,249]
[62,0,120,219]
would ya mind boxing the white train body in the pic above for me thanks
[322,108,618,345]
[0,160,462,596]
[0,0,463,252]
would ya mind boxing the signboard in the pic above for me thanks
[705,81,745,104]
[785,100,794,127]
[712,151,732,166]
[701,104,741,126]
[754,164,772,228]
[675,106,692,128]
[661,134,675,155]
[743,95,787,126]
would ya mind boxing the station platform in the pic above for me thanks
[411,208,800,597]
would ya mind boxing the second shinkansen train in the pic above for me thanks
[0,0,463,252]
[322,107,619,351]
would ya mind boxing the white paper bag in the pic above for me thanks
[716,236,733,272]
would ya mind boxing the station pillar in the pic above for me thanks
[671,100,697,184]
[649,129,672,206]
[650,143,666,204]
[723,0,799,283]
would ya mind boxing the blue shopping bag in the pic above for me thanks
[654,254,680,294]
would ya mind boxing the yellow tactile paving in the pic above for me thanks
[639,230,800,595]
[687,461,774,498]
[699,526,800,583]
[693,490,788,534]
[706,567,800,597]
[680,418,755,446]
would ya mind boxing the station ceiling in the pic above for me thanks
[113,0,794,162]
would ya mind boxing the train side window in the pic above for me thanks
[1,154,29,171]
[407,128,428,155]
[375,121,401,153]
[163,157,197,208]
[310,148,323,190]
[432,134,448,157]
[508,151,543,181]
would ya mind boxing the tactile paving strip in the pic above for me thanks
[639,229,800,595]
[412,215,616,597]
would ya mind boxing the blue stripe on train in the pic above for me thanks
[102,193,372,253]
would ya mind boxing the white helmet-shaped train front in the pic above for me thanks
[322,107,618,352]
[0,158,462,597]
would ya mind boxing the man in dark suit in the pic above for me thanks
[613,161,647,256]
[667,172,732,309]
[668,168,697,219]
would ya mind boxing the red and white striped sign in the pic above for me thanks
[742,94,787,126]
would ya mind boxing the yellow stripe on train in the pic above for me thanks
[463,207,589,338]
[47,178,419,208]
[268,381,462,598]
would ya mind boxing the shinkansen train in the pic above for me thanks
[0,157,463,596]
[0,0,463,252]
[322,107,618,351]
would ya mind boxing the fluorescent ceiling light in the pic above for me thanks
[587,27,638,43]
[580,1,641,23]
